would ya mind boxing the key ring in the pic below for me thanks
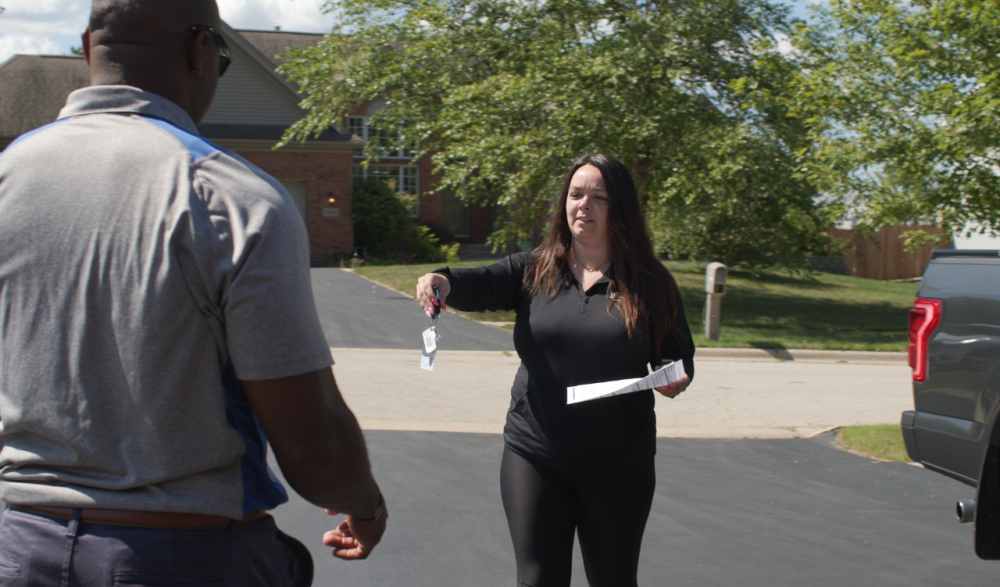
[420,286,443,371]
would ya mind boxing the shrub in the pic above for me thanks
[352,178,456,263]
[440,242,461,264]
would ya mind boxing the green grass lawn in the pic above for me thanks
[836,424,912,462]
[353,259,918,351]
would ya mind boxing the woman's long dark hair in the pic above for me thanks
[525,154,679,356]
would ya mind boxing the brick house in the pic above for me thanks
[0,23,492,264]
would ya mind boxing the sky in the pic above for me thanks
[0,0,816,66]
[0,0,338,64]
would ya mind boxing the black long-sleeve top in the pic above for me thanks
[436,253,695,476]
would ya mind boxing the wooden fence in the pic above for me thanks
[828,225,950,281]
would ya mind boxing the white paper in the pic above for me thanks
[566,361,685,404]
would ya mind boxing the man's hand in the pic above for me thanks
[323,507,388,560]
[655,373,690,398]
[242,369,385,530]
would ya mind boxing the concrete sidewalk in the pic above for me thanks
[331,347,914,439]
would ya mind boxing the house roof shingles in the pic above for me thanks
[0,55,89,140]
[0,28,344,146]
[236,30,324,69]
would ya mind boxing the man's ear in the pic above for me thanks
[188,29,211,77]
[82,28,92,65]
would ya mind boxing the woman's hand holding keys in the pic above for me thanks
[416,273,451,318]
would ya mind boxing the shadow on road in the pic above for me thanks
[271,432,987,587]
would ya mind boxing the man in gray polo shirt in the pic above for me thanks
[0,0,386,584]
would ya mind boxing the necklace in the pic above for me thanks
[580,260,608,272]
[571,250,610,273]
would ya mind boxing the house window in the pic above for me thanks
[353,164,420,217]
[348,116,415,158]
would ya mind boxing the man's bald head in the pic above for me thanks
[89,0,219,47]
[83,0,223,124]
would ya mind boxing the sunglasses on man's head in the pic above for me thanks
[191,26,232,77]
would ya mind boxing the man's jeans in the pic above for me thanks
[0,508,308,587]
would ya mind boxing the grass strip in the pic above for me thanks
[836,424,912,462]
[353,259,918,352]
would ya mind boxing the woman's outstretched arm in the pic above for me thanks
[415,253,531,315]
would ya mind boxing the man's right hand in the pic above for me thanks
[322,506,388,560]
[242,368,389,558]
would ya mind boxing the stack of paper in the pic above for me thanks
[566,361,685,404]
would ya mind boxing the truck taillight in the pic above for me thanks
[908,297,942,382]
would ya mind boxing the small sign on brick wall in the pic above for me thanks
[322,208,340,217]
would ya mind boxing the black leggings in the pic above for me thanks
[500,447,656,587]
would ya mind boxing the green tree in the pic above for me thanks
[281,0,830,270]
[790,0,1000,242]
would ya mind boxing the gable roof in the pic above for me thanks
[0,26,359,152]
[0,54,88,141]
[200,22,308,126]
[217,21,306,100]
[236,30,324,69]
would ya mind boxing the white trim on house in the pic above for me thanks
[347,115,416,159]
[954,221,1000,250]
[211,137,362,153]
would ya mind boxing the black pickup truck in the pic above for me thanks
[902,249,1000,559]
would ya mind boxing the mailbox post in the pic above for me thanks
[703,262,728,341]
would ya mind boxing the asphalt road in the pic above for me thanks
[310,268,513,351]
[272,432,993,586]
[287,269,1000,585]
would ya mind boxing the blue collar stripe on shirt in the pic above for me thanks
[4,119,72,152]
[139,116,223,161]
[4,116,223,162]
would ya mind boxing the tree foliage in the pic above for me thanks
[791,0,1000,241]
[281,0,831,270]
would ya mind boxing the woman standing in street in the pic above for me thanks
[415,154,695,587]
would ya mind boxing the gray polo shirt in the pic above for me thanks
[0,86,334,519]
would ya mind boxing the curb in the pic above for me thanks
[354,421,910,441]
[695,348,907,365]
[330,347,907,365]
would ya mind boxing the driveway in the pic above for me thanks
[310,268,512,351]
[285,268,999,585]
[272,432,990,587]
[312,269,915,439]
[328,348,914,438]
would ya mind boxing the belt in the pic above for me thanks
[10,504,269,530]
